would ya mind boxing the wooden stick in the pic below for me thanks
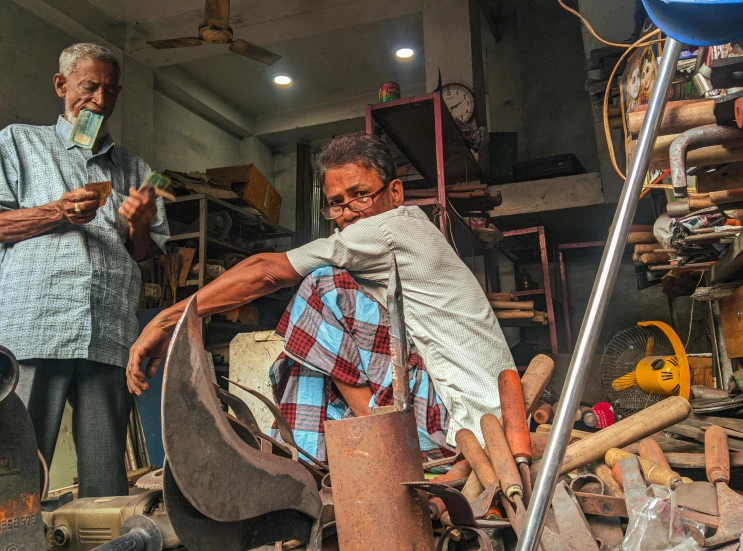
[490,300,534,310]
[628,99,716,137]
[559,397,691,474]
[495,310,535,320]
[634,243,659,254]
[640,252,672,264]
[486,292,515,302]
[521,355,554,416]
[627,231,657,244]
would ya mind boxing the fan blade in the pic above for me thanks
[612,370,638,392]
[147,37,204,49]
[229,39,282,65]
[204,0,230,28]
[645,335,655,356]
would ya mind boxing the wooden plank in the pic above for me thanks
[665,424,743,450]
[488,173,603,217]
[719,285,743,356]
[490,300,534,310]
[680,418,743,439]
[495,310,534,320]
[664,451,743,469]
[690,413,743,433]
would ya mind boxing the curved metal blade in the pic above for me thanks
[228,39,282,65]
[163,462,313,551]
[162,296,321,523]
[387,253,409,410]
[147,37,203,49]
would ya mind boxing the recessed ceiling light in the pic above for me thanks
[273,75,292,86]
[396,48,414,60]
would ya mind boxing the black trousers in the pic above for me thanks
[15,359,132,497]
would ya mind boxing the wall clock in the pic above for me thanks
[441,83,476,123]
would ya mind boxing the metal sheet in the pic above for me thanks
[161,296,321,523]
[325,410,434,551]
[163,462,312,551]
[550,482,598,551]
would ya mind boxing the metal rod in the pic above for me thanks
[515,37,683,551]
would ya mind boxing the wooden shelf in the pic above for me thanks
[512,289,545,298]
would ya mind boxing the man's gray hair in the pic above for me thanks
[59,43,120,80]
[315,133,397,186]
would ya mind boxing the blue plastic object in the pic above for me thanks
[642,0,743,46]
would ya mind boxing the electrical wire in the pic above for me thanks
[557,0,663,180]
[602,29,663,180]
[685,270,706,350]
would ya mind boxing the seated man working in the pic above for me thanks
[127,132,516,462]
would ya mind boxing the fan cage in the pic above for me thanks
[601,326,675,418]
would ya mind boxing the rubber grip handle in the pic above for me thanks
[455,429,497,488]
[638,438,672,470]
[705,425,730,485]
[498,370,532,461]
[605,448,681,488]
[92,531,149,551]
[520,355,554,416]
[533,403,553,425]
[480,414,523,501]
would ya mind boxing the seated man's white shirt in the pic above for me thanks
[286,205,516,446]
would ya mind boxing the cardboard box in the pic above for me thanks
[205,164,282,223]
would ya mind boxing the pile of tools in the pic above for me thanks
[487,292,549,327]
[412,353,743,551]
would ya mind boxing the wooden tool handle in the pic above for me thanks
[499,370,532,462]
[591,462,625,498]
[638,438,672,470]
[520,355,554,416]
[561,397,691,475]
[611,463,623,488]
[456,429,497,488]
[480,414,523,501]
[705,425,730,485]
[605,448,681,488]
[533,403,553,425]
[710,188,743,204]
[430,459,472,483]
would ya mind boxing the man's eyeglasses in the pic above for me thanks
[320,181,390,220]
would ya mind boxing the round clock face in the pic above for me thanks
[442,83,475,123]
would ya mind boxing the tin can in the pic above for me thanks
[379,82,401,103]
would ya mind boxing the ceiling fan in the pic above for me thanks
[147,0,281,65]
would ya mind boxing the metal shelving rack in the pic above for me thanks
[165,193,294,289]
[499,226,559,355]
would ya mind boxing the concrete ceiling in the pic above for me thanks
[80,0,426,144]
[179,13,425,116]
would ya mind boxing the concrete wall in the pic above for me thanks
[483,0,599,171]
[273,151,298,231]
[0,0,75,130]
[151,91,244,172]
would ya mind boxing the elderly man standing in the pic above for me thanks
[127,132,515,463]
[0,43,169,497]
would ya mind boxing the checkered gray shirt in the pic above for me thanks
[286,205,516,446]
[0,117,169,368]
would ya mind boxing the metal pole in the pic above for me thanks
[515,37,683,551]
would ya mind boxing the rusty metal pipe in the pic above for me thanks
[669,124,743,197]
[325,410,434,551]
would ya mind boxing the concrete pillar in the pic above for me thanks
[119,54,154,165]
[423,0,475,91]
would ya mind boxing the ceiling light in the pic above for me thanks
[273,75,292,86]
[396,48,414,60]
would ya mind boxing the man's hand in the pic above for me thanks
[58,188,100,224]
[119,187,157,230]
[126,321,172,396]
